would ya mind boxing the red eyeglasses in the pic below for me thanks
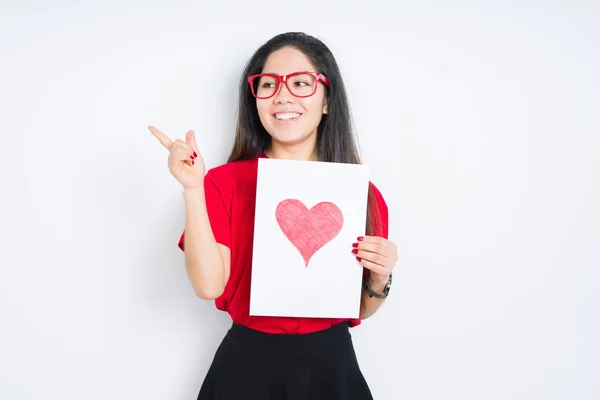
[247,71,330,99]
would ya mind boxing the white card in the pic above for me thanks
[249,158,371,319]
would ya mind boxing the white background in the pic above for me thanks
[1,1,599,399]
[250,158,370,319]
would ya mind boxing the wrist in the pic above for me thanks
[183,186,204,199]
[368,273,390,290]
[364,272,392,299]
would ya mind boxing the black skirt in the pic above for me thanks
[197,321,374,400]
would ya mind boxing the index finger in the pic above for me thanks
[359,235,392,248]
[148,125,173,150]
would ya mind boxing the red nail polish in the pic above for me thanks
[357,237,364,241]
[192,160,195,165]
[352,242,358,248]
[356,257,362,262]
[351,249,358,254]
[193,152,197,157]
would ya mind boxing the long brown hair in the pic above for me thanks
[227,32,383,236]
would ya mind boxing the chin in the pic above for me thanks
[269,129,313,146]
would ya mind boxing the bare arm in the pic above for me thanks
[148,125,230,300]
[359,274,388,319]
[182,186,231,300]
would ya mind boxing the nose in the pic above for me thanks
[273,79,295,103]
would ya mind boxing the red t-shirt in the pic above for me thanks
[178,153,389,334]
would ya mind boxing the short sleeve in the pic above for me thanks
[177,172,232,251]
[369,181,389,239]
[359,182,389,281]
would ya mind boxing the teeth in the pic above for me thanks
[275,113,301,120]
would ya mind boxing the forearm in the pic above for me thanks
[182,187,227,299]
[360,274,389,319]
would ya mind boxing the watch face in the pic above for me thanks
[384,276,392,296]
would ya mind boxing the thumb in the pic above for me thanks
[185,129,198,152]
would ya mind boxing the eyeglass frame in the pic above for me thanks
[247,71,330,99]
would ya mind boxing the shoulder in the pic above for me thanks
[205,156,258,179]
[204,156,260,188]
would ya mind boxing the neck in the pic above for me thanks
[266,138,319,161]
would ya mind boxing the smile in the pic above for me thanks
[273,112,302,121]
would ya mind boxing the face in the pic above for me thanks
[256,47,329,149]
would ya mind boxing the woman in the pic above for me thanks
[149,32,398,399]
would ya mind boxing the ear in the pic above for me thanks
[322,98,329,114]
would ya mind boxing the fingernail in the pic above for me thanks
[352,242,358,248]
[192,160,195,165]
[193,152,197,157]
[356,257,362,262]
[357,237,364,241]
[351,249,358,254]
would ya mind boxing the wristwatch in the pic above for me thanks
[365,274,392,299]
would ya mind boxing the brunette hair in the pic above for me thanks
[228,32,383,236]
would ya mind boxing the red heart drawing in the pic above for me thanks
[275,199,344,267]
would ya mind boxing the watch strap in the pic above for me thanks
[365,274,392,299]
